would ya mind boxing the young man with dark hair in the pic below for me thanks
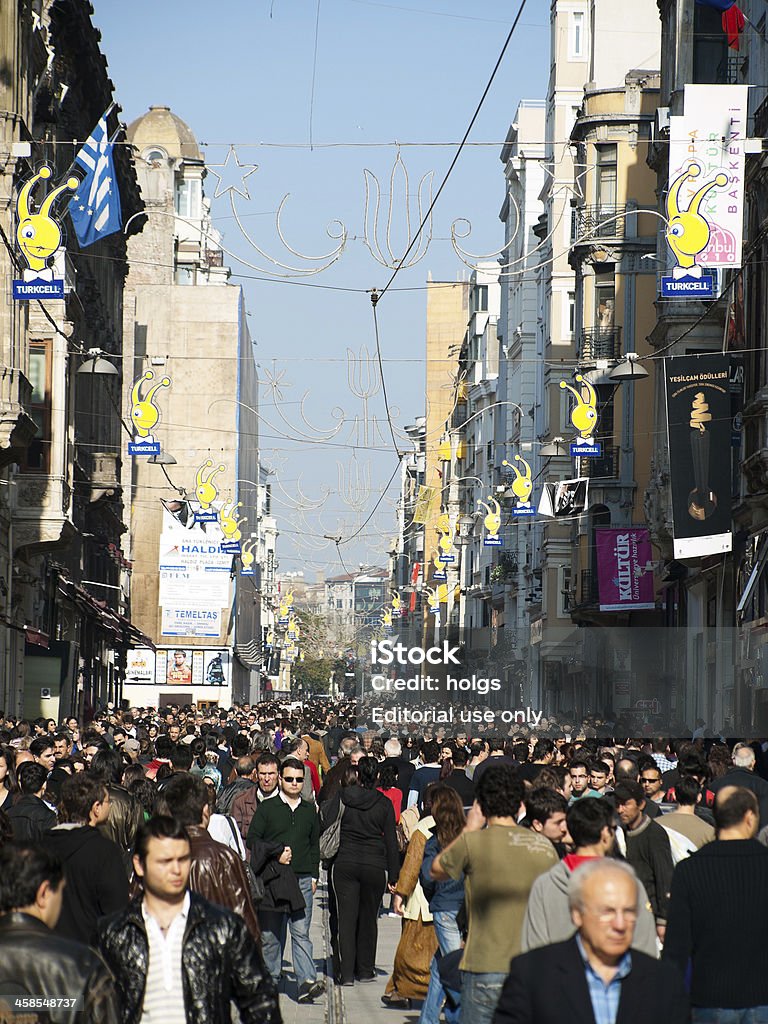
[522,796,657,956]
[0,844,119,1024]
[588,759,612,795]
[98,817,279,1024]
[658,774,714,850]
[525,787,569,852]
[518,739,555,783]
[29,735,55,772]
[44,773,128,943]
[155,772,261,943]
[247,757,323,1003]
[614,779,674,941]
[664,786,768,1020]
[432,765,558,1024]
[407,739,443,810]
[6,761,56,841]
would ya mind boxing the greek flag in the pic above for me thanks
[68,109,122,247]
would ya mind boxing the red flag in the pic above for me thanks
[723,3,745,49]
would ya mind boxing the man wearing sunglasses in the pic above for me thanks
[248,756,325,1004]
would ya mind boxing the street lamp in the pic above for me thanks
[539,437,569,457]
[147,449,177,465]
[76,350,119,376]
[609,352,649,382]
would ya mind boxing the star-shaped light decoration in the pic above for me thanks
[260,364,292,403]
[205,146,259,201]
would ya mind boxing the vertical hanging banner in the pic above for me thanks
[664,355,732,559]
[595,528,656,612]
[662,84,748,297]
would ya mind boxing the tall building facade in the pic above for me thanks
[121,106,263,707]
[0,0,144,719]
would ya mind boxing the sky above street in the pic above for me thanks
[95,0,549,577]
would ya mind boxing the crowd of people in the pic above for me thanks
[1,702,768,1023]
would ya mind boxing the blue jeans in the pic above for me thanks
[259,875,317,986]
[419,911,462,1024]
[459,971,507,1024]
[693,1011,768,1023]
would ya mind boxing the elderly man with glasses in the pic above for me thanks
[247,756,325,1005]
[493,860,688,1024]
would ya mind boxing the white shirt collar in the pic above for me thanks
[142,890,190,930]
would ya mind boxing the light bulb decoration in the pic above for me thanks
[479,497,502,547]
[391,591,402,615]
[12,165,78,300]
[437,512,457,564]
[219,500,246,553]
[287,616,300,641]
[128,371,171,456]
[660,163,727,299]
[560,375,600,456]
[278,591,294,623]
[503,456,536,517]
[425,583,448,614]
[240,538,256,576]
[194,461,226,520]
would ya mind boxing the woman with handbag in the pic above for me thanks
[325,756,399,986]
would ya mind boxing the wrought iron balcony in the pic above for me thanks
[576,570,599,607]
[580,326,622,362]
[577,445,620,479]
[575,205,626,241]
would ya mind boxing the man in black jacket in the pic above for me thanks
[708,743,768,827]
[664,785,768,1019]
[97,816,279,1024]
[492,860,688,1024]
[44,772,128,944]
[0,843,119,1024]
[5,762,56,841]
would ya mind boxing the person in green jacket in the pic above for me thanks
[247,756,325,1004]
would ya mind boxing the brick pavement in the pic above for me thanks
[274,883,420,1024]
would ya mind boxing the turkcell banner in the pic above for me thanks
[664,356,732,559]
[595,527,656,612]
[667,84,748,271]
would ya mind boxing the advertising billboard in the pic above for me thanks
[664,355,733,559]
[666,84,748,276]
[595,528,656,612]
[157,502,233,638]
[126,647,232,687]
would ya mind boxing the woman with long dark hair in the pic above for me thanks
[418,785,466,1024]
[0,746,16,811]
[328,755,399,986]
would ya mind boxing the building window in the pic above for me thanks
[175,264,195,286]
[471,285,489,315]
[175,178,201,219]
[559,566,572,617]
[596,144,618,210]
[22,341,50,473]
[143,147,167,166]
[570,11,585,59]
[567,291,576,337]
[693,4,730,83]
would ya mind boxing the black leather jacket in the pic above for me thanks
[97,893,281,1024]
[0,912,119,1024]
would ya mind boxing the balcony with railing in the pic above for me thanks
[575,570,599,608]
[577,445,620,480]
[575,205,627,241]
[580,326,622,362]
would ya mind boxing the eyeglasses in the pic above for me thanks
[283,776,304,783]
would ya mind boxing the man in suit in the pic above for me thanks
[492,860,689,1024]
